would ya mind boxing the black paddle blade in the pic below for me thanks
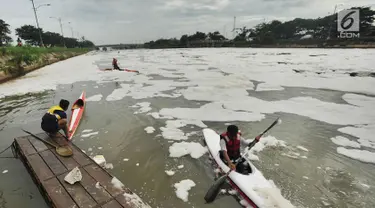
[204,175,227,203]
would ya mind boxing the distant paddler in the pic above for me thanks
[41,99,70,139]
[112,58,121,70]
[112,58,140,73]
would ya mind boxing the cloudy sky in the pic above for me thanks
[2,0,374,45]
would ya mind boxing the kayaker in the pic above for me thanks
[41,99,70,139]
[219,125,260,174]
[112,58,122,71]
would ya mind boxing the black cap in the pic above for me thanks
[59,99,70,111]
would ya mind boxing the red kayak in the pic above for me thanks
[100,68,139,73]
[67,91,85,141]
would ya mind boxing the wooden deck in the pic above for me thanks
[13,133,150,208]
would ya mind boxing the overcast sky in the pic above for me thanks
[1,0,374,45]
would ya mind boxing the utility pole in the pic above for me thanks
[31,0,50,47]
[233,16,236,39]
[68,22,74,38]
[50,17,66,47]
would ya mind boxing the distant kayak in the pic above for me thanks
[100,68,140,73]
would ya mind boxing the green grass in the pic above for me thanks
[1,46,90,57]
[0,46,90,76]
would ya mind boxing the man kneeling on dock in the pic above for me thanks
[41,99,70,139]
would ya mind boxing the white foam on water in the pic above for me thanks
[300,156,308,159]
[165,170,175,176]
[144,126,155,134]
[220,189,227,194]
[169,142,208,159]
[81,131,99,138]
[253,183,295,208]
[222,96,375,126]
[132,102,152,114]
[2,170,8,174]
[246,136,287,161]
[148,112,174,120]
[174,179,196,202]
[177,165,184,169]
[303,176,309,180]
[88,148,93,152]
[228,189,237,195]
[159,102,265,122]
[160,120,207,141]
[136,163,140,166]
[296,146,309,152]
[337,147,375,164]
[98,147,103,150]
[111,177,124,190]
[123,158,129,161]
[338,125,375,149]
[104,163,114,169]
[181,87,250,102]
[123,192,152,208]
[330,136,361,148]
[82,129,93,133]
[256,83,285,91]
[86,94,103,102]
[106,84,132,101]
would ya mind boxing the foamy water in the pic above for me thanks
[1,48,375,208]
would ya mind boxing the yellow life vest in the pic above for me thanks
[47,105,64,120]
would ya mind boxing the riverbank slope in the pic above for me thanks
[0,47,91,84]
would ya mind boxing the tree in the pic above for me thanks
[0,19,12,46]
[208,31,226,40]
[64,37,79,48]
[43,32,63,47]
[15,25,42,46]
[79,40,94,48]
[180,34,189,46]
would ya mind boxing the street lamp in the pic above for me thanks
[50,17,66,47]
[68,22,74,38]
[327,3,344,40]
[30,0,51,47]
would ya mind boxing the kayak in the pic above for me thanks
[203,128,283,208]
[67,91,86,141]
[100,68,139,73]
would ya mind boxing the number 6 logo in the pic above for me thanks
[338,9,360,32]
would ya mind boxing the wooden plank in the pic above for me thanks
[40,150,68,175]
[16,137,37,155]
[28,133,51,152]
[101,199,124,208]
[57,174,98,208]
[71,145,92,167]
[83,164,123,197]
[26,154,54,181]
[42,177,78,208]
[80,168,112,204]
[52,149,80,171]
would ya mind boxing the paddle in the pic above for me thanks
[204,117,281,203]
[22,129,73,157]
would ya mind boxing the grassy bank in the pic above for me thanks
[0,46,91,83]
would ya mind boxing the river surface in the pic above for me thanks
[0,48,375,208]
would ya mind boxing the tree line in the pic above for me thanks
[0,19,95,48]
[145,6,375,48]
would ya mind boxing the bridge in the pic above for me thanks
[96,43,144,50]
